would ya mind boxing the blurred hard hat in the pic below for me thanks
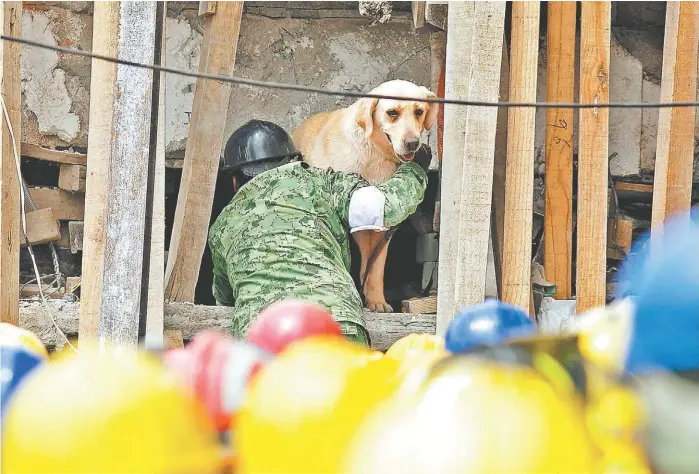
[385,333,445,361]
[344,356,596,473]
[0,346,44,418]
[445,299,536,353]
[614,209,699,374]
[237,337,399,473]
[2,350,220,474]
[247,299,343,355]
[0,322,49,359]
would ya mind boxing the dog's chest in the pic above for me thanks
[360,158,398,185]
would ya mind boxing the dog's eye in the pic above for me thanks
[415,109,424,117]
[387,110,399,119]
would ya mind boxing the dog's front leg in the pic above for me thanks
[353,230,393,313]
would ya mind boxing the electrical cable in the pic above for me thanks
[4,33,699,110]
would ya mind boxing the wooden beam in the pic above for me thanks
[199,1,216,17]
[491,35,510,299]
[80,2,158,349]
[651,2,699,235]
[577,2,610,314]
[1,2,22,325]
[20,284,64,300]
[164,329,184,349]
[502,1,540,312]
[80,1,120,345]
[145,5,167,350]
[19,301,437,352]
[607,218,633,260]
[412,1,425,28]
[165,1,243,302]
[436,1,475,333]
[20,143,86,166]
[22,208,60,246]
[451,3,506,311]
[402,294,437,314]
[58,164,86,193]
[27,187,84,221]
[544,1,576,300]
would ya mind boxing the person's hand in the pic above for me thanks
[412,145,431,173]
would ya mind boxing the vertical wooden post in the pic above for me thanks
[145,2,167,349]
[544,1,576,300]
[502,1,540,312]
[452,3,506,310]
[0,2,22,325]
[436,2,475,334]
[651,2,699,235]
[80,2,158,348]
[165,1,244,302]
[577,2,610,314]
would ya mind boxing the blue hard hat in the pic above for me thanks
[1,346,43,418]
[615,209,699,375]
[445,299,536,353]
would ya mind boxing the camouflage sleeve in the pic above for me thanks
[213,272,235,306]
[376,162,427,227]
[327,170,368,227]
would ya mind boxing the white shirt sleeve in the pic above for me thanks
[348,186,389,233]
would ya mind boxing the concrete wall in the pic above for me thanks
[17,2,698,181]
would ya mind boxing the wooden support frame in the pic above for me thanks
[502,1,540,312]
[165,1,244,302]
[577,2,610,314]
[80,2,158,348]
[651,2,699,235]
[0,2,22,325]
[544,1,576,300]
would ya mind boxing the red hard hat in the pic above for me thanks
[247,300,343,355]
[177,331,272,432]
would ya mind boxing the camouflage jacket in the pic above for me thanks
[208,161,427,338]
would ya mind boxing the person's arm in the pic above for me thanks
[343,162,428,232]
[209,233,236,306]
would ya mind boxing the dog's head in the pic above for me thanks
[354,80,438,163]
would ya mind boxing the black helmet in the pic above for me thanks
[221,120,301,177]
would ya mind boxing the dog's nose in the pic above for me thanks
[404,137,420,152]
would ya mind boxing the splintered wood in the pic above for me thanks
[502,2,540,313]
[577,2,611,314]
[544,2,576,300]
[651,2,699,237]
[437,2,505,334]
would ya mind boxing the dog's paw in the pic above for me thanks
[366,300,393,313]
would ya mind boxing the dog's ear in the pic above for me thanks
[420,87,439,131]
[354,98,379,137]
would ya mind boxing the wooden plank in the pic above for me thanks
[451,3,506,311]
[502,1,540,313]
[402,295,437,314]
[607,218,633,260]
[544,1,576,300]
[58,164,86,193]
[20,143,86,166]
[21,208,60,246]
[97,2,158,349]
[27,187,85,221]
[165,1,244,302]
[616,181,653,194]
[412,1,425,28]
[651,2,699,234]
[79,0,121,346]
[0,2,22,324]
[436,1,475,334]
[163,329,184,349]
[491,35,510,299]
[199,1,216,17]
[145,5,167,350]
[577,2,611,314]
[20,284,64,300]
[20,301,437,352]
[68,221,83,253]
[65,276,81,294]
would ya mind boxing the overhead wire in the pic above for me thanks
[3,33,699,110]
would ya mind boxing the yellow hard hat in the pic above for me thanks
[0,322,49,359]
[385,333,445,361]
[344,357,597,473]
[237,336,400,473]
[2,349,221,473]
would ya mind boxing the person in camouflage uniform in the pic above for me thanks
[208,120,428,346]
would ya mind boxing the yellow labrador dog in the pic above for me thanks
[293,80,438,312]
